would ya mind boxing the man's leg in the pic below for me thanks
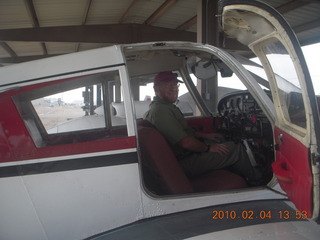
[179,142,240,177]
[227,142,262,183]
[180,142,251,178]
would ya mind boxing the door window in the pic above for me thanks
[262,39,306,128]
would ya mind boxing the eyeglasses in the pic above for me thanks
[156,83,180,89]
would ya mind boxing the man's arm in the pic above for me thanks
[178,136,229,155]
[194,131,224,142]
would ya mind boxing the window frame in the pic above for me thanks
[252,37,308,138]
[13,69,128,147]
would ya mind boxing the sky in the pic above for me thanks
[302,42,320,95]
[211,42,320,95]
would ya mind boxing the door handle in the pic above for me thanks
[275,133,283,151]
[278,133,283,145]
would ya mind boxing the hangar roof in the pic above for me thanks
[0,0,319,66]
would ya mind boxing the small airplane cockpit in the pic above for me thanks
[123,45,275,195]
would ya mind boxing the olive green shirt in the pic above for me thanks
[144,97,195,158]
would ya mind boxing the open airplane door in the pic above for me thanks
[219,0,320,219]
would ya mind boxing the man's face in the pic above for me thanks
[155,81,180,103]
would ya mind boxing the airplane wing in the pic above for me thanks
[87,200,319,240]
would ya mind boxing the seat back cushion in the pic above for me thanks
[138,123,194,194]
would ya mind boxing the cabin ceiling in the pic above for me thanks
[0,0,320,66]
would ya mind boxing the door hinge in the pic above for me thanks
[312,153,320,166]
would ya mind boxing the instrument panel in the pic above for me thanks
[217,91,274,170]
[217,91,272,140]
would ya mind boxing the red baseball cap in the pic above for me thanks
[154,71,183,84]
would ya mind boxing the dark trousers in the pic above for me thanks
[179,142,260,182]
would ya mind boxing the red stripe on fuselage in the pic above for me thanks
[0,79,137,164]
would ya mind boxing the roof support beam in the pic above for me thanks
[197,0,220,46]
[82,0,93,25]
[25,0,40,26]
[119,0,139,23]
[0,24,196,43]
[25,0,48,55]
[76,0,93,52]
[144,0,178,25]
[0,42,17,57]
[176,16,197,31]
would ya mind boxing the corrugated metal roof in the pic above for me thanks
[34,0,87,27]
[8,41,43,56]
[147,0,196,29]
[0,0,319,66]
[0,0,33,29]
[283,2,320,45]
[283,3,320,26]
[87,0,133,24]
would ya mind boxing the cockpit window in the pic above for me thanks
[130,72,199,118]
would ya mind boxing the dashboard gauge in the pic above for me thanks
[230,99,234,109]
[236,97,242,111]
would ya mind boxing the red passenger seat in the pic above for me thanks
[137,120,247,195]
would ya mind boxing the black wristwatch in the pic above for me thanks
[205,144,210,152]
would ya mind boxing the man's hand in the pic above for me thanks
[179,136,229,155]
[195,132,224,143]
[209,143,230,155]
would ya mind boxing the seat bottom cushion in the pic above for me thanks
[191,169,248,192]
